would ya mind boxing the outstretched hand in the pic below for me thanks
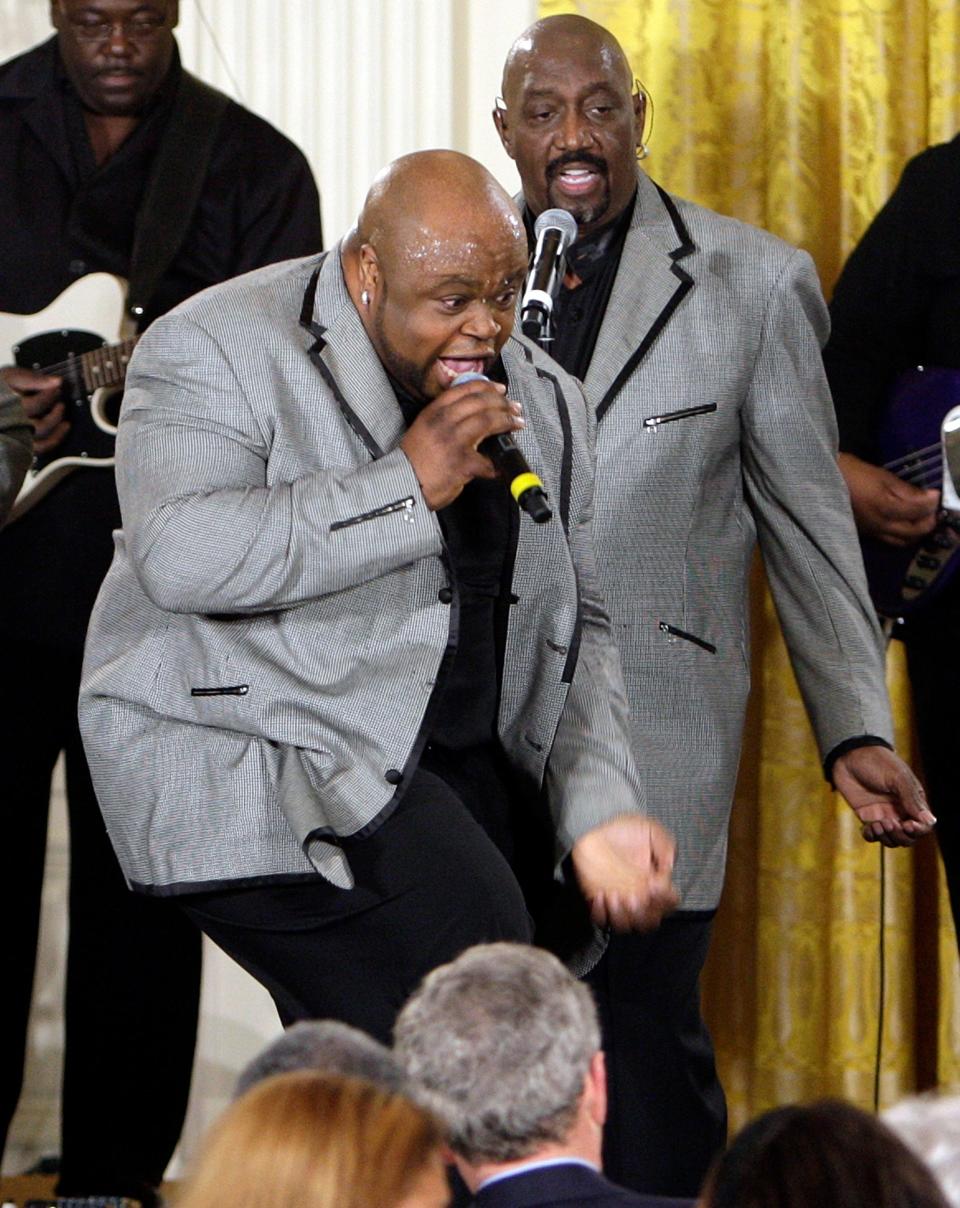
[571,814,679,932]
[831,745,936,846]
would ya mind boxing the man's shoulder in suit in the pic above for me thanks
[473,1161,696,1208]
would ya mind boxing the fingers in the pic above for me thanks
[588,878,679,931]
[841,453,940,544]
[400,379,525,510]
[1,367,69,453]
[32,405,70,454]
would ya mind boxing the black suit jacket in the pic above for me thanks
[474,1162,695,1208]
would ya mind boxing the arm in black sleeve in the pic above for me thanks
[824,148,940,460]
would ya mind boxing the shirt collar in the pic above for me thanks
[477,1156,599,1191]
[522,191,637,283]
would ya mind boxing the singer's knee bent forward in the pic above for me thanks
[180,762,534,1043]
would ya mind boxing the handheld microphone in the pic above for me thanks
[521,208,579,346]
[452,371,552,524]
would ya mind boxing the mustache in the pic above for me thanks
[96,66,146,77]
[546,151,608,179]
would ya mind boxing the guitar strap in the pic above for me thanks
[125,71,231,326]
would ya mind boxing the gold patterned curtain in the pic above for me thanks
[539,0,960,1129]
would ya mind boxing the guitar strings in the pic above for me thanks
[884,440,941,472]
[26,344,135,380]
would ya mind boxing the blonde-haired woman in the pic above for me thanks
[176,1070,449,1208]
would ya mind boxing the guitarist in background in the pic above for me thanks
[825,140,960,944]
[0,2,322,1203]
[0,385,31,524]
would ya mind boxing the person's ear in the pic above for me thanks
[585,1049,607,1127]
[358,244,381,306]
[493,103,515,160]
[633,88,646,148]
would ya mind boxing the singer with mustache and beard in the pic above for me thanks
[0,2,322,1201]
[79,149,678,1085]
[494,14,932,1200]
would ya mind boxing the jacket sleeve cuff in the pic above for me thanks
[823,735,894,784]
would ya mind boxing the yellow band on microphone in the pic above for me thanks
[510,472,544,503]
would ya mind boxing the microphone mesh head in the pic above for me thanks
[533,207,579,250]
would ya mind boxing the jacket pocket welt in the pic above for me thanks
[658,622,716,654]
[643,403,717,428]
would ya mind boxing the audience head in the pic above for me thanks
[235,1019,405,1098]
[178,1071,449,1208]
[701,1099,949,1208]
[885,1092,960,1207]
[495,14,645,237]
[394,942,604,1184]
[51,0,179,117]
[342,150,527,403]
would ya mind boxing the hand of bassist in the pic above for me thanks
[838,452,939,547]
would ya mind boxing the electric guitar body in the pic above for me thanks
[1,273,136,522]
[860,366,960,619]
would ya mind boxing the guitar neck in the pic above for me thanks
[77,337,138,393]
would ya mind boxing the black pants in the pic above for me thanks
[181,747,534,1046]
[0,643,201,1205]
[906,611,960,931]
[587,912,726,1198]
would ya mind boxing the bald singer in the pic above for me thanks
[78,150,677,1038]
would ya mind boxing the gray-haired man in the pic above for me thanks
[395,943,693,1208]
[234,1019,405,1099]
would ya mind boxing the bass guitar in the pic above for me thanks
[860,365,960,619]
[1,273,136,522]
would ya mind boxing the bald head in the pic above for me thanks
[495,15,643,237]
[501,15,633,105]
[344,150,528,401]
[356,150,524,277]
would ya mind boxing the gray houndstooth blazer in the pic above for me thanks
[78,247,644,894]
[559,170,893,910]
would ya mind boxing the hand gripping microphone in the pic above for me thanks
[521,208,579,346]
[452,371,552,524]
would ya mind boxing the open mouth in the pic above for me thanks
[552,165,603,196]
[436,356,492,386]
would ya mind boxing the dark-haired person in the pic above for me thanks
[701,1099,949,1208]
[824,137,960,952]
[0,2,322,1200]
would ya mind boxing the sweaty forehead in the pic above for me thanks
[386,226,526,283]
[380,205,525,275]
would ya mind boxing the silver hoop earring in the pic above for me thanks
[361,290,370,306]
[637,143,649,161]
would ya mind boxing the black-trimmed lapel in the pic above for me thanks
[299,247,405,460]
[587,171,695,423]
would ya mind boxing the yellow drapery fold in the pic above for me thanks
[539,0,960,1129]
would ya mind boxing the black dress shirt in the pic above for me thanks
[522,194,636,380]
[393,361,515,751]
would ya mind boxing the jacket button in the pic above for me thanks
[437,587,453,604]
[385,768,403,785]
